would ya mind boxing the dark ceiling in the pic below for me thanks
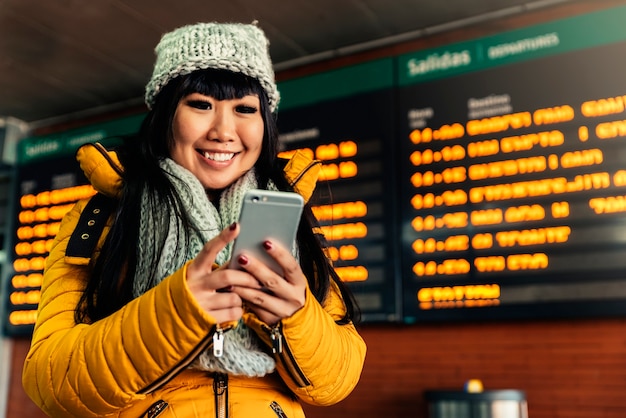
[1,0,577,126]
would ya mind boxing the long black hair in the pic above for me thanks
[76,69,360,325]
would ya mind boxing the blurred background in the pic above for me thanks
[2,0,626,417]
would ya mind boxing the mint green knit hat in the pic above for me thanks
[145,22,280,112]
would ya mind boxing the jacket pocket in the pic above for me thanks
[141,400,169,418]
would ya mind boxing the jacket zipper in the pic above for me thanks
[213,373,228,418]
[269,401,288,418]
[213,325,225,357]
[264,323,310,387]
[138,324,229,395]
[141,400,169,418]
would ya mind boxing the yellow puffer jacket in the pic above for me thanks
[22,143,367,418]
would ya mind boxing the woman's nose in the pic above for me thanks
[208,108,236,142]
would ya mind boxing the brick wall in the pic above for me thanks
[10,318,626,417]
[302,318,626,418]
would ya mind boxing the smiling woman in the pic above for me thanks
[170,82,265,196]
[21,21,366,418]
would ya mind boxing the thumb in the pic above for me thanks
[189,222,240,274]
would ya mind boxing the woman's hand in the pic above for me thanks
[230,239,307,325]
[186,223,263,323]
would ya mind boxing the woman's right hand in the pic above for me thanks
[186,222,262,323]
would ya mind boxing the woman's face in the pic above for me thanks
[170,92,264,195]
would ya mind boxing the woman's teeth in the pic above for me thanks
[204,152,235,162]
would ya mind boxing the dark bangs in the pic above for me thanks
[182,68,268,104]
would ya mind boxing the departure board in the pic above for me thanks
[276,59,401,322]
[3,117,139,336]
[5,5,626,335]
[398,7,626,321]
[6,156,96,335]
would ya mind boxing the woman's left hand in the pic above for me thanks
[230,239,306,325]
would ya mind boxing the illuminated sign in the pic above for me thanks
[4,157,96,334]
[5,6,626,334]
[3,119,136,336]
[398,6,626,320]
[277,59,402,322]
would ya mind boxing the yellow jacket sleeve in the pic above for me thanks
[22,200,218,417]
[247,281,367,406]
[283,284,366,405]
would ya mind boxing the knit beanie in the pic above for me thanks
[145,22,280,112]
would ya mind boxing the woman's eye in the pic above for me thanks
[237,105,258,114]
[187,100,211,110]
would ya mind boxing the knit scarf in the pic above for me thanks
[134,158,276,377]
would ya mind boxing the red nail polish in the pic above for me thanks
[262,240,272,250]
[238,254,248,265]
[229,222,237,231]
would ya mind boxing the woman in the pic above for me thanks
[22,22,366,418]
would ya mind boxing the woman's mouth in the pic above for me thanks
[202,151,236,162]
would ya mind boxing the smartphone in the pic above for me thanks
[231,189,304,274]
